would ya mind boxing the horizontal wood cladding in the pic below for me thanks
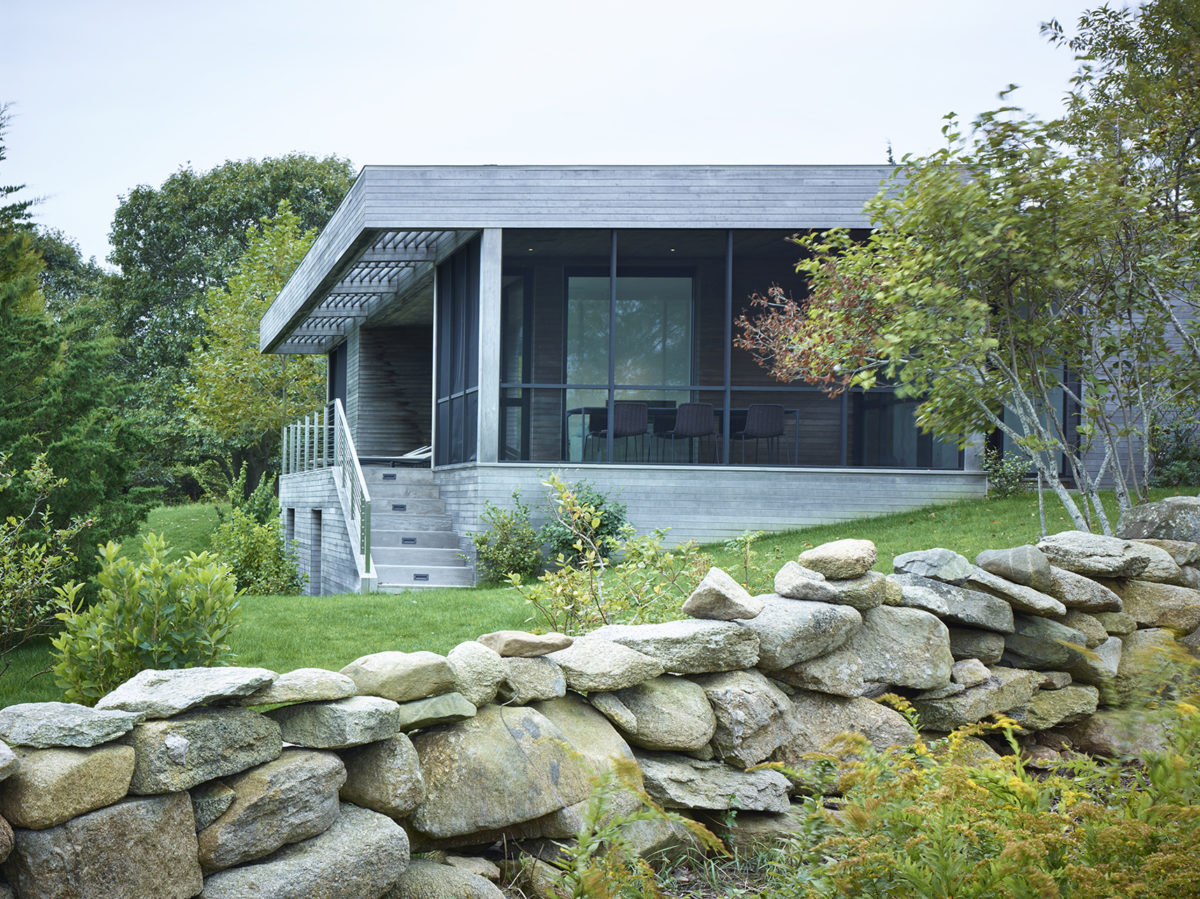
[355,325,432,457]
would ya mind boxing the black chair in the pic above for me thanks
[732,403,785,464]
[606,401,649,461]
[659,402,718,463]
[582,407,607,460]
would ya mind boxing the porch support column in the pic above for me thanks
[476,228,502,463]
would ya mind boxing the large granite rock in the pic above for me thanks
[4,793,201,899]
[842,605,953,690]
[1130,538,1200,566]
[498,657,567,704]
[0,702,138,749]
[447,641,506,707]
[892,548,972,585]
[197,749,346,873]
[947,627,1006,664]
[1095,611,1138,635]
[389,859,505,899]
[0,744,135,830]
[199,803,409,899]
[910,667,1039,731]
[1117,496,1200,544]
[1002,614,1088,670]
[636,753,790,813]
[1043,566,1123,612]
[974,545,1055,593]
[1102,579,1200,632]
[407,705,593,840]
[476,631,572,657]
[1061,610,1108,648]
[234,668,356,707]
[1010,685,1099,731]
[1114,628,1181,705]
[124,708,282,795]
[773,562,839,602]
[591,620,759,674]
[773,691,917,764]
[0,743,14,783]
[603,675,716,752]
[267,695,403,749]
[733,595,861,670]
[891,573,1015,633]
[1060,709,1172,758]
[1036,531,1152,578]
[825,571,888,611]
[340,651,456,703]
[683,567,764,620]
[340,735,426,818]
[965,566,1067,617]
[394,693,477,731]
[797,539,877,579]
[95,667,276,719]
[691,670,792,767]
[547,637,664,693]
[774,646,865,697]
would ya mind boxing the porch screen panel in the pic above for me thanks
[435,237,481,466]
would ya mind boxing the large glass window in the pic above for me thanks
[435,237,480,466]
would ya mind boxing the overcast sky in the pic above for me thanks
[4,0,1116,267]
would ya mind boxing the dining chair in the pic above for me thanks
[732,403,785,464]
[660,402,717,463]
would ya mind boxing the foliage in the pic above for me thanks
[547,757,724,899]
[50,534,241,704]
[0,454,91,674]
[1148,410,1200,486]
[510,475,710,633]
[182,202,326,496]
[760,684,1200,899]
[538,478,628,564]
[979,447,1033,498]
[209,473,305,595]
[469,490,543,581]
[722,529,785,593]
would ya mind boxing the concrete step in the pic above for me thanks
[361,467,435,486]
[370,512,454,531]
[372,546,467,567]
[375,564,476,590]
[366,482,442,500]
[371,497,446,515]
[372,530,463,550]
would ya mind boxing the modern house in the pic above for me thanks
[261,166,985,594]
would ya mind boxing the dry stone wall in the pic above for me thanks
[0,496,1198,898]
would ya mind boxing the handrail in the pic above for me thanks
[282,400,372,577]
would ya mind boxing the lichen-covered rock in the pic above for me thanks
[199,803,408,899]
[1117,496,1200,544]
[683,567,764,620]
[691,670,792,767]
[605,675,716,752]
[843,605,953,690]
[5,793,201,899]
[234,668,356,707]
[1065,635,1122,686]
[389,859,506,899]
[1041,565,1123,612]
[1094,610,1137,634]
[0,814,11,864]
[191,781,236,831]
[1036,531,1152,578]
[910,667,1039,731]
[965,566,1067,617]
[498,657,567,704]
[394,693,476,731]
[1114,628,1180,705]
[1101,579,1200,632]
[891,573,1015,633]
[1002,614,1088,670]
[197,749,346,873]
[773,690,917,764]
[94,667,277,719]
[0,702,138,749]
[825,571,888,611]
[1130,538,1200,566]
[340,735,426,818]
[773,562,839,602]
[974,545,1055,593]
[476,631,572,657]
[590,620,759,674]
[774,646,864,697]
[1010,685,1099,731]
[952,658,990,688]
[636,753,790,813]
[1062,710,1171,758]
[0,744,135,830]
[447,641,506,707]
[589,693,637,733]
[547,637,664,693]
[340,651,456,703]
[947,627,1006,664]
[1062,610,1109,648]
[733,595,861,670]
[797,539,877,580]
[124,708,282,795]
[892,548,972,585]
[267,695,403,749]
[407,705,593,840]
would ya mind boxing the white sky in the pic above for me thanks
[3,0,1114,267]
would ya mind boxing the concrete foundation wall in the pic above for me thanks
[280,470,367,595]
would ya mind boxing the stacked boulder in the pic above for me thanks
[0,498,1194,898]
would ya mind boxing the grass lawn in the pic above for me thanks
[2,485,1193,708]
[133,502,223,557]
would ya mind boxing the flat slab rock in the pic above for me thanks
[0,744,135,830]
[476,631,573,657]
[547,636,664,693]
[0,702,139,749]
[797,539,877,580]
[910,667,1039,731]
[1117,496,1200,544]
[892,548,972,585]
[234,668,356,706]
[636,752,790,813]
[267,695,403,749]
[95,667,277,719]
[891,573,1014,633]
[974,545,1055,593]
[1036,531,1152,578]
[591,620,760,674]
[339,651,456,704]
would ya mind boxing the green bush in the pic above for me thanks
[469,490,543,582]
[50,533,241,704]
[210,508,305,595]
[1149,414,1200,487]
[538,478,627,564]
[980,446,1032,498]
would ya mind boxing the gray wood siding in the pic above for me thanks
[434,464,985,547]
[280,469,368,595]
[355,325,433,457]
[346,328,360,439]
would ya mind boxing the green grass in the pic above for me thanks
[133,502,223,557]
[2,486,1193,708]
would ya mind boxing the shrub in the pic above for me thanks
[538,478,627,564]
[1149,413,1200,487]
[469,490,543,581]
[210,507,305,595]
[0,453,92,673]
[980,446,1032,498]
[50,533,241,704]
